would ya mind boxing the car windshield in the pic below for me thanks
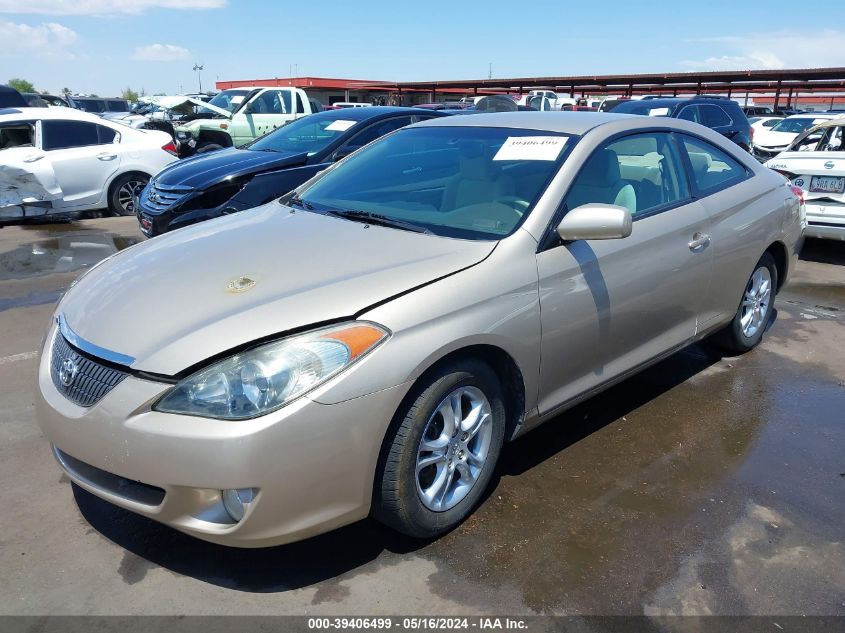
[297,126,573,240]
[248,114,361,155]
[771,118,817,133]
[200,89,248,114]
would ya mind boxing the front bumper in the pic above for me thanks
[36,324,409,547]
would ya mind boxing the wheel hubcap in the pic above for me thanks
[740,266,772,338]
[117,179,147,214]
[415,386,493,512]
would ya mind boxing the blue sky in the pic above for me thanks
[0,0,843,96]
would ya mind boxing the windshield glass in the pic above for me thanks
[249,114,361,155]
[771,118,817,133]
[200,89,248,114]
[298,126,572,240]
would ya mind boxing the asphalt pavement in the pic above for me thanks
[0,218,842,616]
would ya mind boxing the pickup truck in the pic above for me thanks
[174,87,319,156]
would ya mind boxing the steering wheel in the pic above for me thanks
[494,196,530,217]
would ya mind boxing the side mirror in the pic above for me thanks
[556,203,632,241]
[332,146,356,161]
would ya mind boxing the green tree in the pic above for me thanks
[7,78,35,93]
[121,87,139,102]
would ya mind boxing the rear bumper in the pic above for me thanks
[804,202,845,241]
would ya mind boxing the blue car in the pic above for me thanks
[137,107,446,237]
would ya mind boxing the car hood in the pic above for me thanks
[57,205,495,375]
[754,129,798,148]
[154,148,309,190]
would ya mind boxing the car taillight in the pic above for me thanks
[162,141,178,156]
[789,184,805,204]
[750,126,754,140]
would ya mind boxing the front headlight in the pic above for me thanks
[154,322,389,420]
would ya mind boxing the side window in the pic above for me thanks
[295,93,305,115]
[97,125,118,144]
[564,133,690,219]
[338,117,412,155]
[677,105,701,124]
[42,120,99,150]
[680,135,749,193]
[0,123,34,149]
[700,104,732,128]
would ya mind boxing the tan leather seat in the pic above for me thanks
[442,142,514,210]
[566,148,636,214]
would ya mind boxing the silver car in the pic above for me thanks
[36,113,803,547]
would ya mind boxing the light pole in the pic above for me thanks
[193,63,204,93]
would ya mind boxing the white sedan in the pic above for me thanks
[0,107,176,222]
[752,113,843,162]
[767,119,845,240]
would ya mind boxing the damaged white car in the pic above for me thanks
[767,119,845,241]
[0,107,178,223]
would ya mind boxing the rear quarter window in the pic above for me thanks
[680,135,750,194]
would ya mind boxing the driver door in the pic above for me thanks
[535,131,713,414]
[236,90,292,144]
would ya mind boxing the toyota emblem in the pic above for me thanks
[58,358,79,387]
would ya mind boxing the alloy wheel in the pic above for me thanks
[740,266,772,338]
[415,386,493,512]
[117,179,147,214]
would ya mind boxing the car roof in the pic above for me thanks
[0,106,113,123]
[785,113,840,119]
[311,106,442,122]
[413,111,638,135]
[803,118,845,130]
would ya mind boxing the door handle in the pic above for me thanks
[23,154,44,163]
[96,153,117,161]
[688,233,711,251]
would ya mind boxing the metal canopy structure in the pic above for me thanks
[388,67,845,110]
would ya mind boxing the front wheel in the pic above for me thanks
[711,252,777,353]
[374,360,506,538]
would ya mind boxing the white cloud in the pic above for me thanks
[132,43,190,62]
[0,19,77,58]
[681,30,845,71]
[0,0,225,15]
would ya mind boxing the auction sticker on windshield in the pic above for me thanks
[493,136,567,161]
[325,120,357,132]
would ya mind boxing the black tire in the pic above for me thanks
[373,359,506,538]
[711,252,778,354]
[108,173,149,216]
[195,143,224,154]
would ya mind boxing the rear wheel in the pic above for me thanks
[108,173,149,216]
[374,360,505,538]
[712,252,777,353]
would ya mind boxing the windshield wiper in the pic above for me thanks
[287,195,313,210]
[325,209,431,234]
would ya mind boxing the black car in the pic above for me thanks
[0,85,28,108]
[137,106,446,236]
[613,96,752,151]
[22,93,72,108]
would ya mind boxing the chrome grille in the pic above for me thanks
[50,332,128,407]
[143,182,193,212]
